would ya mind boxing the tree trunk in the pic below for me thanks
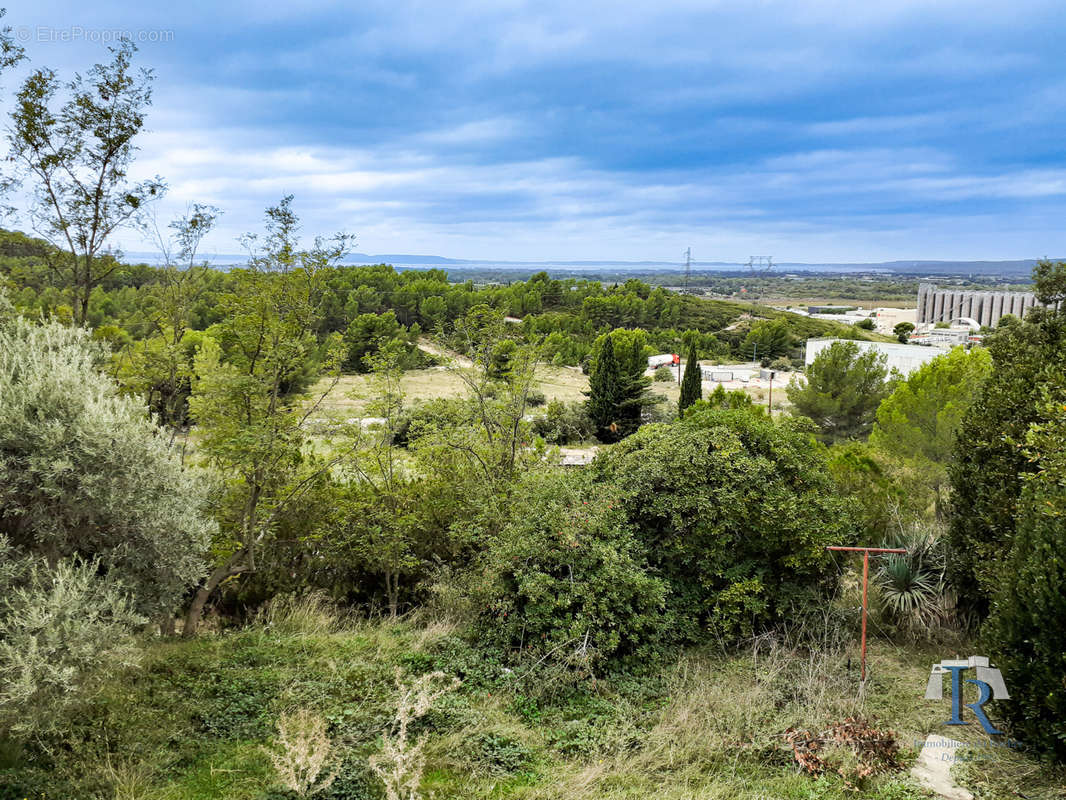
[386,571,399,619]
[182,551,249,637]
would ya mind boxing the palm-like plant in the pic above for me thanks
[873,526,952,633]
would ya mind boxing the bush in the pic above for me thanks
[469,471,669,669]
[0,549,144,737]
[985,376,1066,761]
[0,316,214,619]
[854,318,876,330]
[653,365,674,382]
[593,407,853,642]
[525,388,547,407]
[531,400,594,445]
[769,356,792,372]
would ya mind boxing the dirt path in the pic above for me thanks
[416,338,473,368]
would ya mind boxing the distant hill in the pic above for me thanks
[114,244,1054,279]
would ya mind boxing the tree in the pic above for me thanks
[678,342,701,415]
[743,318,793,361]
[947,263,1066,617]
[593,406,853,642]
[182,197,351,636]
[7,40,166,324]
[985,370,1066,761]
[586,328,656,442]
[0,314,214,620]
[870,346,991,518]
[116,204,221,436]
[332,344,422,617]
[893,322,915,343]
[586,331,622,440]
[787,341,890,443]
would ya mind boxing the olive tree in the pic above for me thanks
[0,310,214,734]
[0,314,214,617]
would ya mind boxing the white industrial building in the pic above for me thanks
[917,283,1042,327]
[804,338,950,376]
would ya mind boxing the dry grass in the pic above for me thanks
[310,364,589,416]
[262,708,338,796]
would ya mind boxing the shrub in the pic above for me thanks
[769,356,792,372]
[0,549,144,737]
[0,316,214,618]
[985,374,1066,761]
[525,388,547,407]
[469,470,669,668]
[531,400,594,445]
[593,407,853,642]
[653,365,674,382]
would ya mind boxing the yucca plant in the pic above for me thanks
[873,526,953,634]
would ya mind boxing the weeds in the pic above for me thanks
[369,669,460,800]
[262,708,339,796]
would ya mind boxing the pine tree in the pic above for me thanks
[587,333,622,442]
[679,343,701,416]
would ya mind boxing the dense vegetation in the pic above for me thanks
[1,29,1065,800]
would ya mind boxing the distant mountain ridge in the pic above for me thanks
[120,250,1053,278]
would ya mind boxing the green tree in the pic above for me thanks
[893,321,915,343]
[182,198,350,636]
[678,342,701,415]
[7,40,166,324]
[870,347,992,518]
[0,314,214,619]
[586,331,622,440]
[116,204,220,435]
[332,343,422,617]
[948,266,1066,618]
[787,341,890,443]
[586,328,656,442]
[985,371,1066,761]
[743,318,793,361]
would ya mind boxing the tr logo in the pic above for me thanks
[925,656,1009,735]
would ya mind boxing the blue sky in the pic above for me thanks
[6,1,1066,262]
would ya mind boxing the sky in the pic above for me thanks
[4,1,1066,263]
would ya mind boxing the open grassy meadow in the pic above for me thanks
[4,600,1062,800]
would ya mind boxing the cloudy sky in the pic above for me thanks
[5,1,1066,262]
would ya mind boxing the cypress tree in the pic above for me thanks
[587,333,622,442]
[679,343,701,416]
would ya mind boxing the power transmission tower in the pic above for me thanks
[683,247,692,292]
[746,256,774,300]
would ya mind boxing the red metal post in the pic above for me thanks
[861,550,869,682]
[825,546,907,684]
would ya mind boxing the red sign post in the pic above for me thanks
[825,545,907,683]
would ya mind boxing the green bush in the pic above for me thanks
[593,407,853,642]
[0,551,144,738]
[531,400,595,445]
[653,365,674,382]
[469,470,669,668]
[985,375,1066,762]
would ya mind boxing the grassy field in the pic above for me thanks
[306,364,803,422]
[310,365,688,418]
[4,603,1062,800]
